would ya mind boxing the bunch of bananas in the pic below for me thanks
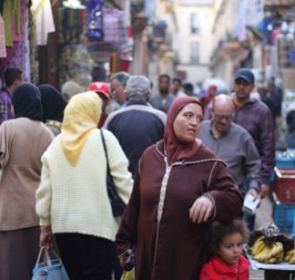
[285,249,295,264]
[251,236,284,263]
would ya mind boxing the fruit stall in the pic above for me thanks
[247,151,295,279]
[248,229,295,280]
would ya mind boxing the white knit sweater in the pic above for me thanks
[36,129,133,241]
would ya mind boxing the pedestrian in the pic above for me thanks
[110,71,130,111]
[39,84,67,136]
[171,78,186,98]
[116,96,243,279]
[232,68,275,229]
[199,220,250,280]
[36,92,133,280]
[183,82,195,97]
[233,68,275,199]
[201,84,217,120]
[150,74,174,113]
[61,80,83,101]
[88,82,111,128]
[104,75,166,177]
[0,67,22,124]
[198,95,261,197]
[0,83,54,280]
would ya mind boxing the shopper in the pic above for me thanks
[39,84,67,136]
[116,96,243,279]
[36,92,133,280]
[0,83,53,280]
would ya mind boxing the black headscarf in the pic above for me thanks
[38,84,67,122]
[12,83,43,121]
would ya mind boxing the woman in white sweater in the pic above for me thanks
[36,91,133,280]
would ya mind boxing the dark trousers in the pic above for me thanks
[55,233,113,280]
[111,243,123,280]
[243,211,255,230]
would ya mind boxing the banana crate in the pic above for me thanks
[274,202,295,234]
[274,167,295,203]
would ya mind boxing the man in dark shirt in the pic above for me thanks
[232,68,275,199]
[104,75,166,176]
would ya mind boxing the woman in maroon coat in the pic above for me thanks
[116,96,243,279]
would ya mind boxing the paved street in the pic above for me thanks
[250,269,264,280]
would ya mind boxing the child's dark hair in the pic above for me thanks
[209,219,249,257]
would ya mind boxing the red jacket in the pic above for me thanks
[200,256,249,280]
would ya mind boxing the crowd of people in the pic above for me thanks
[0,66,283,279]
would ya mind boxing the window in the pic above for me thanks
[190,13,200,34]
[190,42,199,64]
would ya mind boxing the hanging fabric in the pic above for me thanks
[103,6,124,44]
[3,0,21,47]
[87,0,104,41]
[0,15,6,58]
[31,0,55,45]
[5,0,31,81]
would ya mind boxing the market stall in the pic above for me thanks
[273,151,295,236]
[248,225,295,280]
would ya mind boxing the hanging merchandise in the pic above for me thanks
[31,0,56,45]
[120,0,133,61]
[0,0,30,81]
[3,0,21,47]
[103,5,125,44]
[0,16,6,58]
[87,0,104,41]
[63,0,86,10]
[235,0,247,41]
[8,0,31,81]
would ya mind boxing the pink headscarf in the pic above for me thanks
[164,96,203,165]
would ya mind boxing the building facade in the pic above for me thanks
[173,0,215,84]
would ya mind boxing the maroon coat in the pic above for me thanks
[116,141,243,280]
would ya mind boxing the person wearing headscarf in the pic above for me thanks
[0,83,54,280]
[39,84,67,136]
[36,92,133,280]
[116,96,243,280]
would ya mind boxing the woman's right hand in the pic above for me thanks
[40,226,52,248]
[189,195,214,224]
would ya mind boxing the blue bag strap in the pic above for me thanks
[35,246,59,266]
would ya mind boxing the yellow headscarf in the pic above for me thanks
[60,91,102,166]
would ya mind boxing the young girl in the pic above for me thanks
[200,219,250,280]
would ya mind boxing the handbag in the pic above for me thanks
[32,247,69,280]
[101,129,126,217]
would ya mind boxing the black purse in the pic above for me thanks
[100,130,126,217]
